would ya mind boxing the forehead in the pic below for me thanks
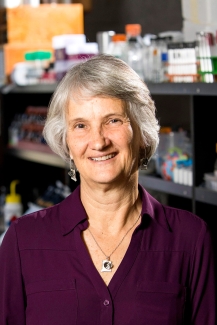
[67,95,127,116]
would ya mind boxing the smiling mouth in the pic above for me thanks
[90,154,116,161]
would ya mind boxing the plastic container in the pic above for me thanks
[107,34,127,62]
[149,37,162,83]
[3,180,23,231]
[181,0,217,26]
[25,51,52,82]
[173,160,193,186]
[148,36,172,83]
[96,31,115,54]
[65,42,98,71]
[204,173,217,191]
[52,34,86,81]
[11,62,37,86]
[125,24,145,79]
[66,42,98,61]
[11,51,53,85]
[52,34,86,61]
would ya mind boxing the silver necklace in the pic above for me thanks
[88,213,141,273]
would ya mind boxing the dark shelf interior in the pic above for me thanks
[1,81,217,220]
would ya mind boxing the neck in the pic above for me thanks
[80,174,142,235]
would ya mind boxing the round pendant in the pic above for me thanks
[101,259,113,272]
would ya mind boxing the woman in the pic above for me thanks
[0,54,216,325]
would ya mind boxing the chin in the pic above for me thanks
[87,172,131,186]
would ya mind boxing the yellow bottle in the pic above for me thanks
[3,180,23,231]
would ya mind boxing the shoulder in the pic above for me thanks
[14,186,81,231]
[157,202,212,253]
[162,204,209,238]
[5,203,61,249]
[140,184,207,232]
[163,204,205,227]
[140,185,211,250]
[14,202,61,231]
[5,190,79,249]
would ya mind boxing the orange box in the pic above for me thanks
[7,4,84,44]
[4,4,84,76]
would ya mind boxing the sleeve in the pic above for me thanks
[189,222,217,325]
[0,223,26,325]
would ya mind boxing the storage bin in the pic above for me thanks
[204,173,217,191]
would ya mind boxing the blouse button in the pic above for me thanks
[103,299,109,306]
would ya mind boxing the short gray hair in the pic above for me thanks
[43,54,160,163]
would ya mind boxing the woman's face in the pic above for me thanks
[66,95,142,187]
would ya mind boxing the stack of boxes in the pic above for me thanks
[2,4,84,82]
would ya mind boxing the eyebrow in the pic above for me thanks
[68,113,127,125]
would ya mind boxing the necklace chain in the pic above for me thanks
[88,212,141,260]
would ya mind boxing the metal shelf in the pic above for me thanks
[195,186,217,206]
[2,82,217,96]
[147,82,217,96]
[139,174,192,199]
[1,83,58,94]
[7,146,66,168]
[139,174,217,206]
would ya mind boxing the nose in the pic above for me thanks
[89,126,110,150]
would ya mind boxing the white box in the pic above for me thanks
[181,0,217,25]
[204,173,217,192]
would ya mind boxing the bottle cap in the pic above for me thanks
[24,52,35,61]
[112,34,126,42]
[125,24,142,36]
[5,180,21,203]
[24,51,52,61]
[35,51,52,60]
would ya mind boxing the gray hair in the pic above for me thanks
[43,54,160,164]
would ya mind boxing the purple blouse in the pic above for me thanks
[0,185,216,325]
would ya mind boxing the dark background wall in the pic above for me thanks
[83,0,183,42]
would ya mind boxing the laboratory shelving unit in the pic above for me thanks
[0,81,217,220]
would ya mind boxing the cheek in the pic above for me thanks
[66,133,76,154]
[116,125,134,143]
[125,129,136,147]
[67,135,86,159]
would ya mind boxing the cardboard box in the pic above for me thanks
[4,4,84,76]
[7,4,84,44]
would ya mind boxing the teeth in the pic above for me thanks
[91,154,115,161]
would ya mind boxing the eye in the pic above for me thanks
[75,123,85,129]
[109,118,122,124]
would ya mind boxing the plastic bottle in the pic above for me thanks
[149,37,162,82]
[125,24,145,79]
[52,34,86,81]
[149,36,171,83]
[65,42,99,71]
[96,31,115,54]
[23,51,52,84]
[107,34,128,62]
[3,180,23,231]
